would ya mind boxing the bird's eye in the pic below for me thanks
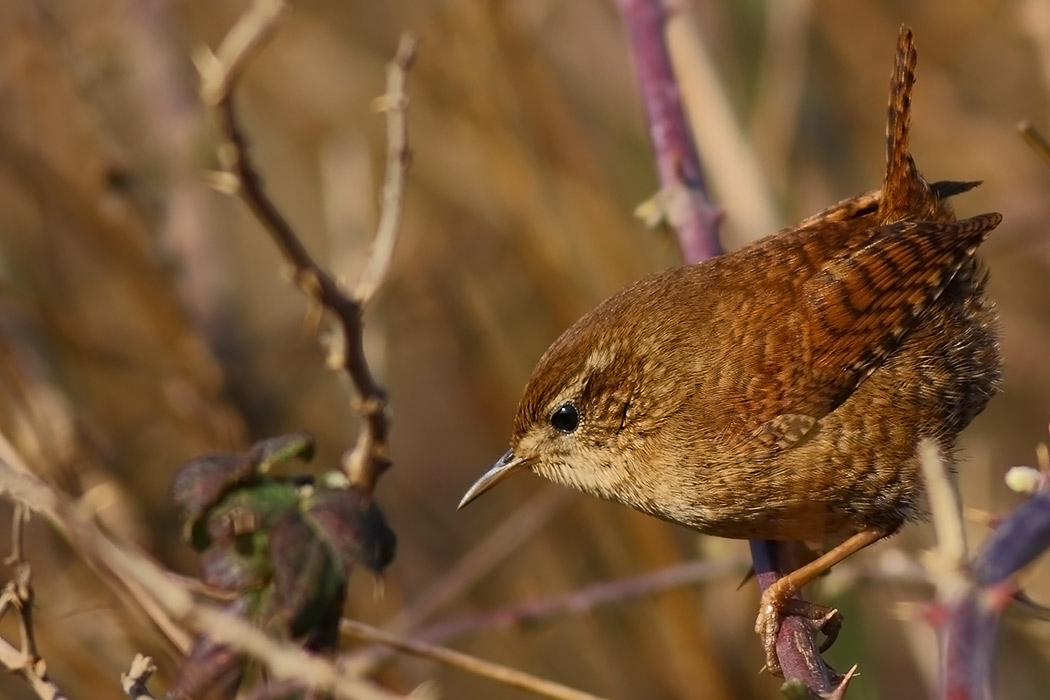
[550,402,580,433]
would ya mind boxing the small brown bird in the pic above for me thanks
[459,27,1001,673]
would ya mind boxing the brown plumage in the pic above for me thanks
[460,27,1001,673]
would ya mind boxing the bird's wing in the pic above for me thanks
[747,212,1000,450]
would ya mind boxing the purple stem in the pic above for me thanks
[750,542,837,694]
[413,557,744,644]
[615,0,722,263]
[614,0,836,694]
[972,489,1050,586]
[941,487,1050,699]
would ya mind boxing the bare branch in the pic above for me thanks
[196,0,290,108]
[409,555,747,645]
[345,488,575,675]
[353,37,416,305]
[200,3,417,493]
[920,440,968,570]
[1019,120,1050,168]
[0,501,68,700]
[749,542,840,692]
[341,619,609,700]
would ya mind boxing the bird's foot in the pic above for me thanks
[755,589,842,676]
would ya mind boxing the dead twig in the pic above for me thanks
[1018,120,1050,168]
[407,555,748,645]
[341,619,609,700]
[0,504,69,700]
[345,489,575,674]
[198,0,417,493]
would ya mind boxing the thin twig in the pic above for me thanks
[196,0,290,108]
[353,44,414,305]
[342,33,417,487]
[1018,120,1050,168]
[341,619,609,700]
[403,552,929,648]
[7,502,27,565]
[663,0,781,240]
[0,501,68,700]
[408,555,747,644]
[345,489,575,673]
[920,440,967,569]
[200,2,417,493]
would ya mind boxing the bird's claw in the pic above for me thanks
[756,591,843,676]
[755,594,787,676]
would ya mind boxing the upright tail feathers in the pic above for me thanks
[881,26,939,222]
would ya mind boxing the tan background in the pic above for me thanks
[0,0,1048,698]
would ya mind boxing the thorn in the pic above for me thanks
[964,507,1001,529]
[925,600,949,628]
[191,45,221,95]
[829,665,860,700]
[893,600,925,622]
[373,576,386,601]
[202,170,240,194]
[1010,589,1050,620]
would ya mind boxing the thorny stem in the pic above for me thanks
[196,7,614,700]
[614,0,723,262]
[930,135,1050,700]
[937,469,1050,700]
[200,2,417,494]
[614,0,840,694]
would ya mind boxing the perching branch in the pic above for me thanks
[198,1,417,494]
[612,1,840,695]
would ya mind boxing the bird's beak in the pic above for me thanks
[458,449,525,509]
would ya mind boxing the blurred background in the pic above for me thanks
[0,0,1048,698]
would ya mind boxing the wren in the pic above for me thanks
[459,27,1001,674]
